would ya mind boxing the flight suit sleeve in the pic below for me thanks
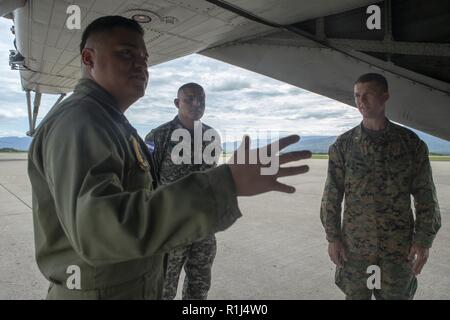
[411,140,441,248]
[145,129,160,149]
[320,143,345,242]
[43,115,242,267]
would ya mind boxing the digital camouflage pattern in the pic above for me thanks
[321,119,441,299]
[145,116,220,186]
[146,117,221,300]
[335,257,417,299]
[162,235,217,300]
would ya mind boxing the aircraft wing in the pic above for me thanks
[1,0,449,140]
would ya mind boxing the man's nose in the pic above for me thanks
[192,98,202,106]
[135,53,148,68]
[134,61,148,78]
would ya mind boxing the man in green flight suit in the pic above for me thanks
[27,16,311,299]
[320,73,441,300]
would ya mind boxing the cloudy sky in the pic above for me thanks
[0,17,365,142]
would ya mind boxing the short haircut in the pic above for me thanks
[177,83,204,97]
[80,16,144,53]
[355,73,388,92]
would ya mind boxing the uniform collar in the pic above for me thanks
[171,115,184,129]
[74,78,123,117]
[171,115,206,131]
[354,118,395,144]
[73,80,158,185]
[73,78,136,130]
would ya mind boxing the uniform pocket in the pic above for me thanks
[144,270,164,300]
[388,152,413,191]
[98,276,145,300]
[46,283,100,300]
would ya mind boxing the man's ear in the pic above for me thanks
[81,48,95,69]
[174,98,179,109]
[383,92,390,103]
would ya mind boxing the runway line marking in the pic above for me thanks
[0,182,31,209]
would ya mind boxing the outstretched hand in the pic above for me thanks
[227,135,311,196]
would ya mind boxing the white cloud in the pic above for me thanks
[0,17,362,139]
[125,54,362,139]
[0,129,26,137]
[0,108,27,119]
[210,78,252,92]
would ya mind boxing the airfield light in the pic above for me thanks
[132,14,151,23]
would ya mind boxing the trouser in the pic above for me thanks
[162,235,217,300]
[335,257,417,300]
[46,270,164,300]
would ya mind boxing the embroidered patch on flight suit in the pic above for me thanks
[131,136,149,171]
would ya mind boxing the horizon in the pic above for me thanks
[2,130,450,155]
[0,17,365,141]
[1,18,449,147]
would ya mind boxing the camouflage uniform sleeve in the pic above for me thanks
[212,129,222,168]
[320,143,345,242]
[144,130,154,143]
[145,129,163,167]
[411,140,441,248]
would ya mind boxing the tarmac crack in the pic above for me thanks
[0,182,31,210]
[0,212,30,217]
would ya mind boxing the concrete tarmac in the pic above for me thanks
[0,153,449,299]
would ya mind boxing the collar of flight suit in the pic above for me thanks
[74,78,159,188]
[73,78,139,136]
[74,78,124,122]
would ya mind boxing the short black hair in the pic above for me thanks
[355,73,388,92]
[177,83,204,97]
[80,16,144,53]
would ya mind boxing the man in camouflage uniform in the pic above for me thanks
[146,83,220,300]
[321,73,441,300]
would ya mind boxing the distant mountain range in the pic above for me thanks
[0,137,32,151]
[223,132,450,155]
[221,136,338,154]
[1,132,450,154]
